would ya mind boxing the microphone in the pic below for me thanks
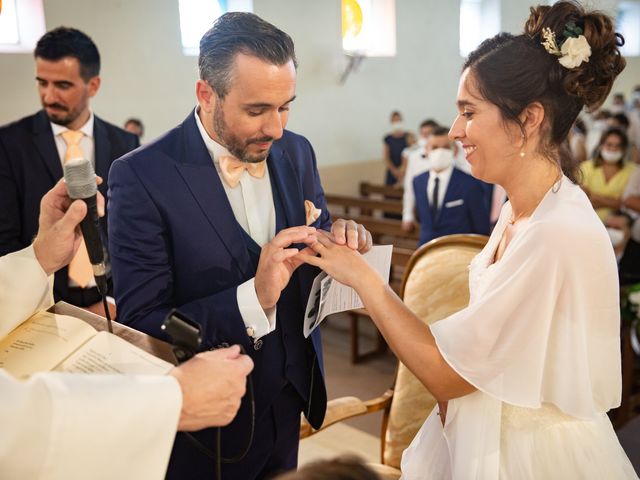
[62,158,109,297]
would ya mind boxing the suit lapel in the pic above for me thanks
[174,113,253,278]
[93,116,111,196]
[267,143,305,230]
[32,111,63,182]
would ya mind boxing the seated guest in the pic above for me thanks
[124,117,144,140]
[607,165,640,280]
[383,110,410,186]
[411,128,490,245]
[569,118,588,163]
[580,127,636,221]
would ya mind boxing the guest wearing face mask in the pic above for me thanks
[609,112,640,164]
[580,127,637,222]
[383,111,410,187]
[585,109,611,158]
[402,120,440,231]
[411,127,490,245]
[610,93,627,115]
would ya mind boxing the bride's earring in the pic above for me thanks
[519,133,526,157]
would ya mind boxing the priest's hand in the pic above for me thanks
[33,177,105,276]
[170,345,254,430]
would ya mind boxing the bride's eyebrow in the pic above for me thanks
[457,99,476,109]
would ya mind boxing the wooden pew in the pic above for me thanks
[323,192,419,362]
[359,182,404,200]
[324,194,403,217]
[348,246,414,364]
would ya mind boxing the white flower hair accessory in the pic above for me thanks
[541,22,592,69]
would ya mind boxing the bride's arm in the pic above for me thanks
[302,234,476,402]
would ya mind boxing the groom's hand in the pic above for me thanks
[255,226,317,310]
[330,218,373,253]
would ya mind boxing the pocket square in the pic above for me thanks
[304,200,322,226]
[445,199,464,208]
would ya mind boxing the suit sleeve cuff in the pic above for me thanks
[237,278,276,340]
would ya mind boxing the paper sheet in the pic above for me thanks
[303,245,393,337]
[0,312,97,379]
[55,331,173,375]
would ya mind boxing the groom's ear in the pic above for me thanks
[195,80,217,114]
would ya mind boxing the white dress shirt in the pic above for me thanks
[51,112,95,169]
[194,109,276,340]
[427,165,454,215]
[402,148,431,223]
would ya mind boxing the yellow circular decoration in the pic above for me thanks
[342,0,363,39]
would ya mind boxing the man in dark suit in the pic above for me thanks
[0,27,138,315]
[413,127,490,245]
[108,13,371,480]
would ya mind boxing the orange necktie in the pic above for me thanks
[218,155,266,188]
[61,130,94,287]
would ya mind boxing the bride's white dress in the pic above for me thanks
[400,178,638,479]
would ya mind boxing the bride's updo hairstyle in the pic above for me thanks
[463,1,625,182]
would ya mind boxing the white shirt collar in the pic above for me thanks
[430,164,454,182]
[194,107,231,163]
[50,110,94,138]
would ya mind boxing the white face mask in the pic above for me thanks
[391,121,404,133]
[429,148,454,171]
[601,149,623,163]
[417,137,429,149]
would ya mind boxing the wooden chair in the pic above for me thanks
[300,234,489,478]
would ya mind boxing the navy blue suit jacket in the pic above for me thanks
[108,112,329,476]
[414,167,490,245]
[0,110,138,301]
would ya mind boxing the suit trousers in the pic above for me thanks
[166,383,304,480]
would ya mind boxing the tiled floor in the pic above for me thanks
[299,314,396,465]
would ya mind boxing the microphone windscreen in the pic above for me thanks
[63,158,97,199]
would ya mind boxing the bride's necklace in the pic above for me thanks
[508,206,537,225]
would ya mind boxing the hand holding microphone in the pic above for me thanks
[61,157,109,297]
[32,176,105,276]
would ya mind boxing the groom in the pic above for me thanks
[107,12,371,480]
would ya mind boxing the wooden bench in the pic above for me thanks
[347,246,414,364]
[324,194,403,217]
[359,182,404,200]
[323,192,419,362]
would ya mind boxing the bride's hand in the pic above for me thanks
[298,230,381,289]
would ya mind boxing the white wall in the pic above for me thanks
[0,0,638,174]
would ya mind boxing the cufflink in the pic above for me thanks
[246,326,255,338]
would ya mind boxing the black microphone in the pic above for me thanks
[62,157,109,297]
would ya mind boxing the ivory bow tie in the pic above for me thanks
[218,155,266,188]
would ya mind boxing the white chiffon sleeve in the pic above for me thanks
[430,220,621,419]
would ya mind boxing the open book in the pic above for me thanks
[0,311,173,380]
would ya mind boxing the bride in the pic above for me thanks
[302,2,638,479]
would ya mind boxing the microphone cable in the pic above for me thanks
[161,311,255,480]
[182,368,255,480]
[101,297,113,333]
